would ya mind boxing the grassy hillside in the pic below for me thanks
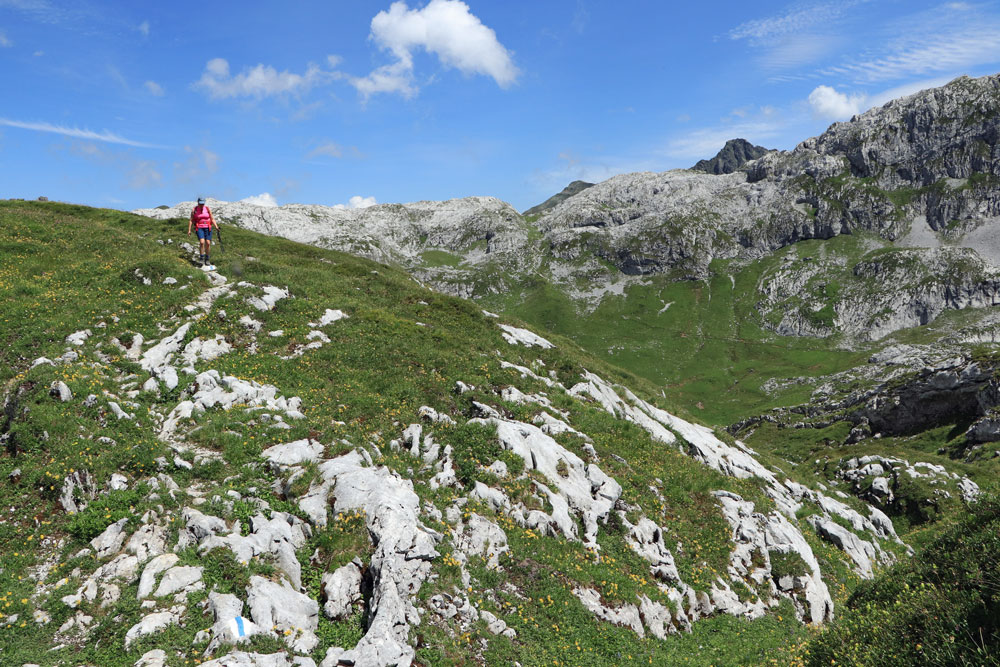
[1,200,846,666]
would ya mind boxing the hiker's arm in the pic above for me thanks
[210,208,219,230]
[188,212,193,235]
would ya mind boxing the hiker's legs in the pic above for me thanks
[196,228,212,265]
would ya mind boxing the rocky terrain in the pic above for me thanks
[7,200,993,665]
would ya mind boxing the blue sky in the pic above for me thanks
[2,0,1000,212]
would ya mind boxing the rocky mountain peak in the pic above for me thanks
[692,138,772,175]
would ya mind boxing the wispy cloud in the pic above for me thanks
[571,0,589,34]
[144,80,165,97]
[0,0,49,10]
[67,141,163,190]
[138,20,149,36]
[729,1,867,43]
[819,21,1000,83]
[0,118,165,148]
[173,145,220,184]
[306,142,344,159]
[757,34,839,69]
[532,150,660,194]
[0,30,11,47]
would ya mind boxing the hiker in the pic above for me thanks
[187,197,219,269]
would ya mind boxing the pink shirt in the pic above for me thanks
[192,205,212,229]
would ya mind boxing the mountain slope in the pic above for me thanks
[2,199,942,666]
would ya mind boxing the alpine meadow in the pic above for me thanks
[3,3,1000,666]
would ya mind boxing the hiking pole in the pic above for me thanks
[216,225,224,253]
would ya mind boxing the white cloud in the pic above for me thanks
[0,117,164,148]
[144,80,164,97]
[241,193,278,207]
[0,30,11,47]
[138,20,149,36]
[807,85,866,119]
[352,0,518,99]
[333,195,377,210]
[193,57,336,100]
[350,60,416,99]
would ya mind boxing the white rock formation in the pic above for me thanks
[498,323,555,349]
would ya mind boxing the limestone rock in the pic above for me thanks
[261,439,325,468]
[134,649,169,667]
[453,514,509,569]
[470,416,621,547]
[321,559,364,619]
[60,470,97,513]
[90,518,128,558]
[49,381,72,402]
[498,323,554,349]
[153,565,203,597]
[574,588,644,637]
[247,576,319,653]
[124,606,185,648]
[138,553,180,599]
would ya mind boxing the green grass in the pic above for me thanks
[420,249,463,267]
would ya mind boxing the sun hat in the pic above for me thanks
[197,197,206,205]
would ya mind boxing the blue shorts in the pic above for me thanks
[196,228,212,241]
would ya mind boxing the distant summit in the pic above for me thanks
[523,180,594,217]
[692,138,771,174]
